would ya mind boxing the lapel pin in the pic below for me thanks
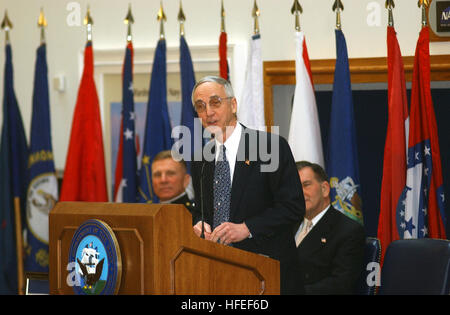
[321,238,327,243]
[245,160,250,166]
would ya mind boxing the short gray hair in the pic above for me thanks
[191,76,235,106]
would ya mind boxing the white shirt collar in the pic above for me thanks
[310,204,331,227]
[214,122,242,185]
[214,122,242,156]
[159,191,187,204]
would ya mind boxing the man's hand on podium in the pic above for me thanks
[210,222,251,246]
[194,221,251,246]
[193,221,212,240]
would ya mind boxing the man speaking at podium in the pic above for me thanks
[190,76,305,294]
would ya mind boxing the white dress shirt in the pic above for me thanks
[295,204,331,241]
[214,122,242,186]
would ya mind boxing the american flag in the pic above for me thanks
[114,42,137,202]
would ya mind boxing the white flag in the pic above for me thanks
[238,34,265,131]
[288,31,324,167]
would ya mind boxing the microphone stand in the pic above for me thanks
[200,162,206,239]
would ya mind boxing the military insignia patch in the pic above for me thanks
[68,219,122,295]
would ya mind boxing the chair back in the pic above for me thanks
[379,239,450,295]
[356,237,381,295]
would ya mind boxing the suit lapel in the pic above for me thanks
[298,207,338,253]
[230,126,254,220]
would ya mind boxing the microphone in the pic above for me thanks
[199,161,206,239]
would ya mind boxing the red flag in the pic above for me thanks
[60,43,108,202]
[113,119,124,201]
[219,31,229,80]
[377,26,409,265]
[405,26,446,239]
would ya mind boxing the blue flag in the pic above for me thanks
[138,39,173,203]
[114,42,138,202]
[0,44,29,294]
[25,44,58,273]
[178,35,201,172]
[326,30,363,224]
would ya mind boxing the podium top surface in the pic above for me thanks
[51,201,179,217]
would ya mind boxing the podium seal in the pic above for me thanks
[68,219,122,295]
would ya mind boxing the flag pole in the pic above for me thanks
[220,0,226,33]
[291,0,303,32]
[252,0,261,35]
[83,6,93,43]
[38,8,47,45]
[178,0,185,37]
[1,10,12,44]
[418,0,429,27]
[2,11,25,295]
[124,4,134,42]
[385,0,395,27]
[157,2,167,39]
[13,198,24,295]
[332,0,344,30]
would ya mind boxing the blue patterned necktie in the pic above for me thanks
[213,144,231,230]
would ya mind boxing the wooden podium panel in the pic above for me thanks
[49,202,280,295]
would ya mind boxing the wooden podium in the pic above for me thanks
[49,202,280,295]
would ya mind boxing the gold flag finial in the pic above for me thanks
[124,4,134,42]
[38,8,47,44]
[385,0,395,27]
[252,0,261,35]
[332,0,344,30]
[178,1,186,36]
[221,0,226,33]
[291,0,303,32]
[1,11,13,44]
[83,6,93,42]
[418,0,430,27]
[157,1,167,39]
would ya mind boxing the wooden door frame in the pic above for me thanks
[263,55,450,128]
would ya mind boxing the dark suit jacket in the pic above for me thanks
[191,125,305,294]
[171,193,195,215]
[295,206,365,294]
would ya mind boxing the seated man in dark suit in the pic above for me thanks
[295,161,365,294]
[151,150,194,214]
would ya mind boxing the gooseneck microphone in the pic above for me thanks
[200,161,206,239]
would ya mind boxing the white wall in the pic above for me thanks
[0,0,448,171]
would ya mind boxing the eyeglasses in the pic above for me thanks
[194,96,233,113]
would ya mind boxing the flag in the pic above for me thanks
[178,34,201,171]
[399,27,446,239]
[288,31,324,166]
[24,43,58,273]
[219,31,229,81]
[138,39,173,203]
[113,42,137,203]
[377,26,409,264]
[238,34,265,132]
[60,42,108,202]
[0,44,29,294]
[326,30,363,224]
